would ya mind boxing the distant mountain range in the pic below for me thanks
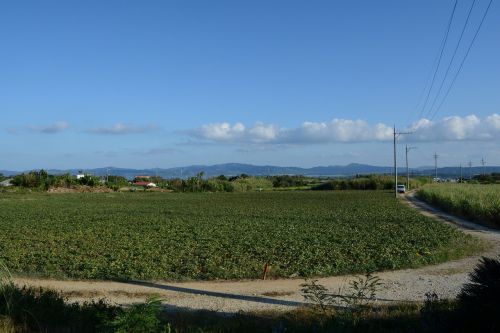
[2,163,499,179]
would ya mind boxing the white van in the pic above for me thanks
[397,184,406,193]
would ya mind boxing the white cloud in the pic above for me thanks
[194,122,246,141]
[288,119,393,143]
[408,114,500,142]
[486,114,500,130]
[248,122,280,142]
[190,114,500,144]
[29,121,69,134]
[87,123,158,135]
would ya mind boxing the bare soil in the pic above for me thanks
[47,186,113,193]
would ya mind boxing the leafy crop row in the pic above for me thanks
[0,191,479,280]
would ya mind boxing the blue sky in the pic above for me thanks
[1,0,499,170]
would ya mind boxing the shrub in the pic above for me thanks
[109,296,166,333]
[419,292,455,333]
[455,256,500,332]
[270,175,308,188]
[301,273,383,314]
[0,284,117,332]
[312,175,424,191]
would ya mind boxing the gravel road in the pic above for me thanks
[12,193,500,313]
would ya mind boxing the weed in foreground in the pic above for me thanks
[300,272,384,324]
[108,296,171,333]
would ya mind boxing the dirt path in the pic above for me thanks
[12,193,500,313]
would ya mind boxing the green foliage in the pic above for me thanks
[301,273,383,312]
[301,273,385,329]
[161,304,426,332]
[2,258,500,333]
[166,178,183,191]
[0,316,16,333]
[455,256,500,332]
[0,282,426,333]
[52,173,76,188]
[107,175,129,188]
[109,296,165,333]
[0,284,117,332]
[472,172,500,184]
[77,174,101,186]
[419,292,456,333]
[270,175,308,188]
[11,170,82,190]
[313,175,425,191]
[166,174,271,192]
[346,273,383,308]
[11,170,49,189]
[231,176,273,192]
[417,184,500,227]
[419,257,500,333]
[0,191,479,281]
[300,280,334,315]
[216,174,228,181]
[228,173,250,181]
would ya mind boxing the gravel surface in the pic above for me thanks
[13,193,500,313]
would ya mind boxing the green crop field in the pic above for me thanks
[0,191,480,281]
[417,184,500,228]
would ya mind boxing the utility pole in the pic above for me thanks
[468,161,472,180]
[405,145,417,190]
[459,164,462,183]
[433,153,439,181]
[393,125,396,197]
[393,125,413,197]
[481,157,486,175]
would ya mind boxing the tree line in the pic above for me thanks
[312,174,429,191]
[4,170,437,192]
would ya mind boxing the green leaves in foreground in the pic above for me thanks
[109,297,168,333]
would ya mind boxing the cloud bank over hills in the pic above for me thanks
[7,114,500,145]
[190,114,500,144]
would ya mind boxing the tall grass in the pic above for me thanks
[417,184,500,227]
[0,262,15,333]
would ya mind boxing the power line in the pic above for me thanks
[430,0,494,120]
[417,0,458,121]
[414,7,454,111]
[425,0,477,119]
